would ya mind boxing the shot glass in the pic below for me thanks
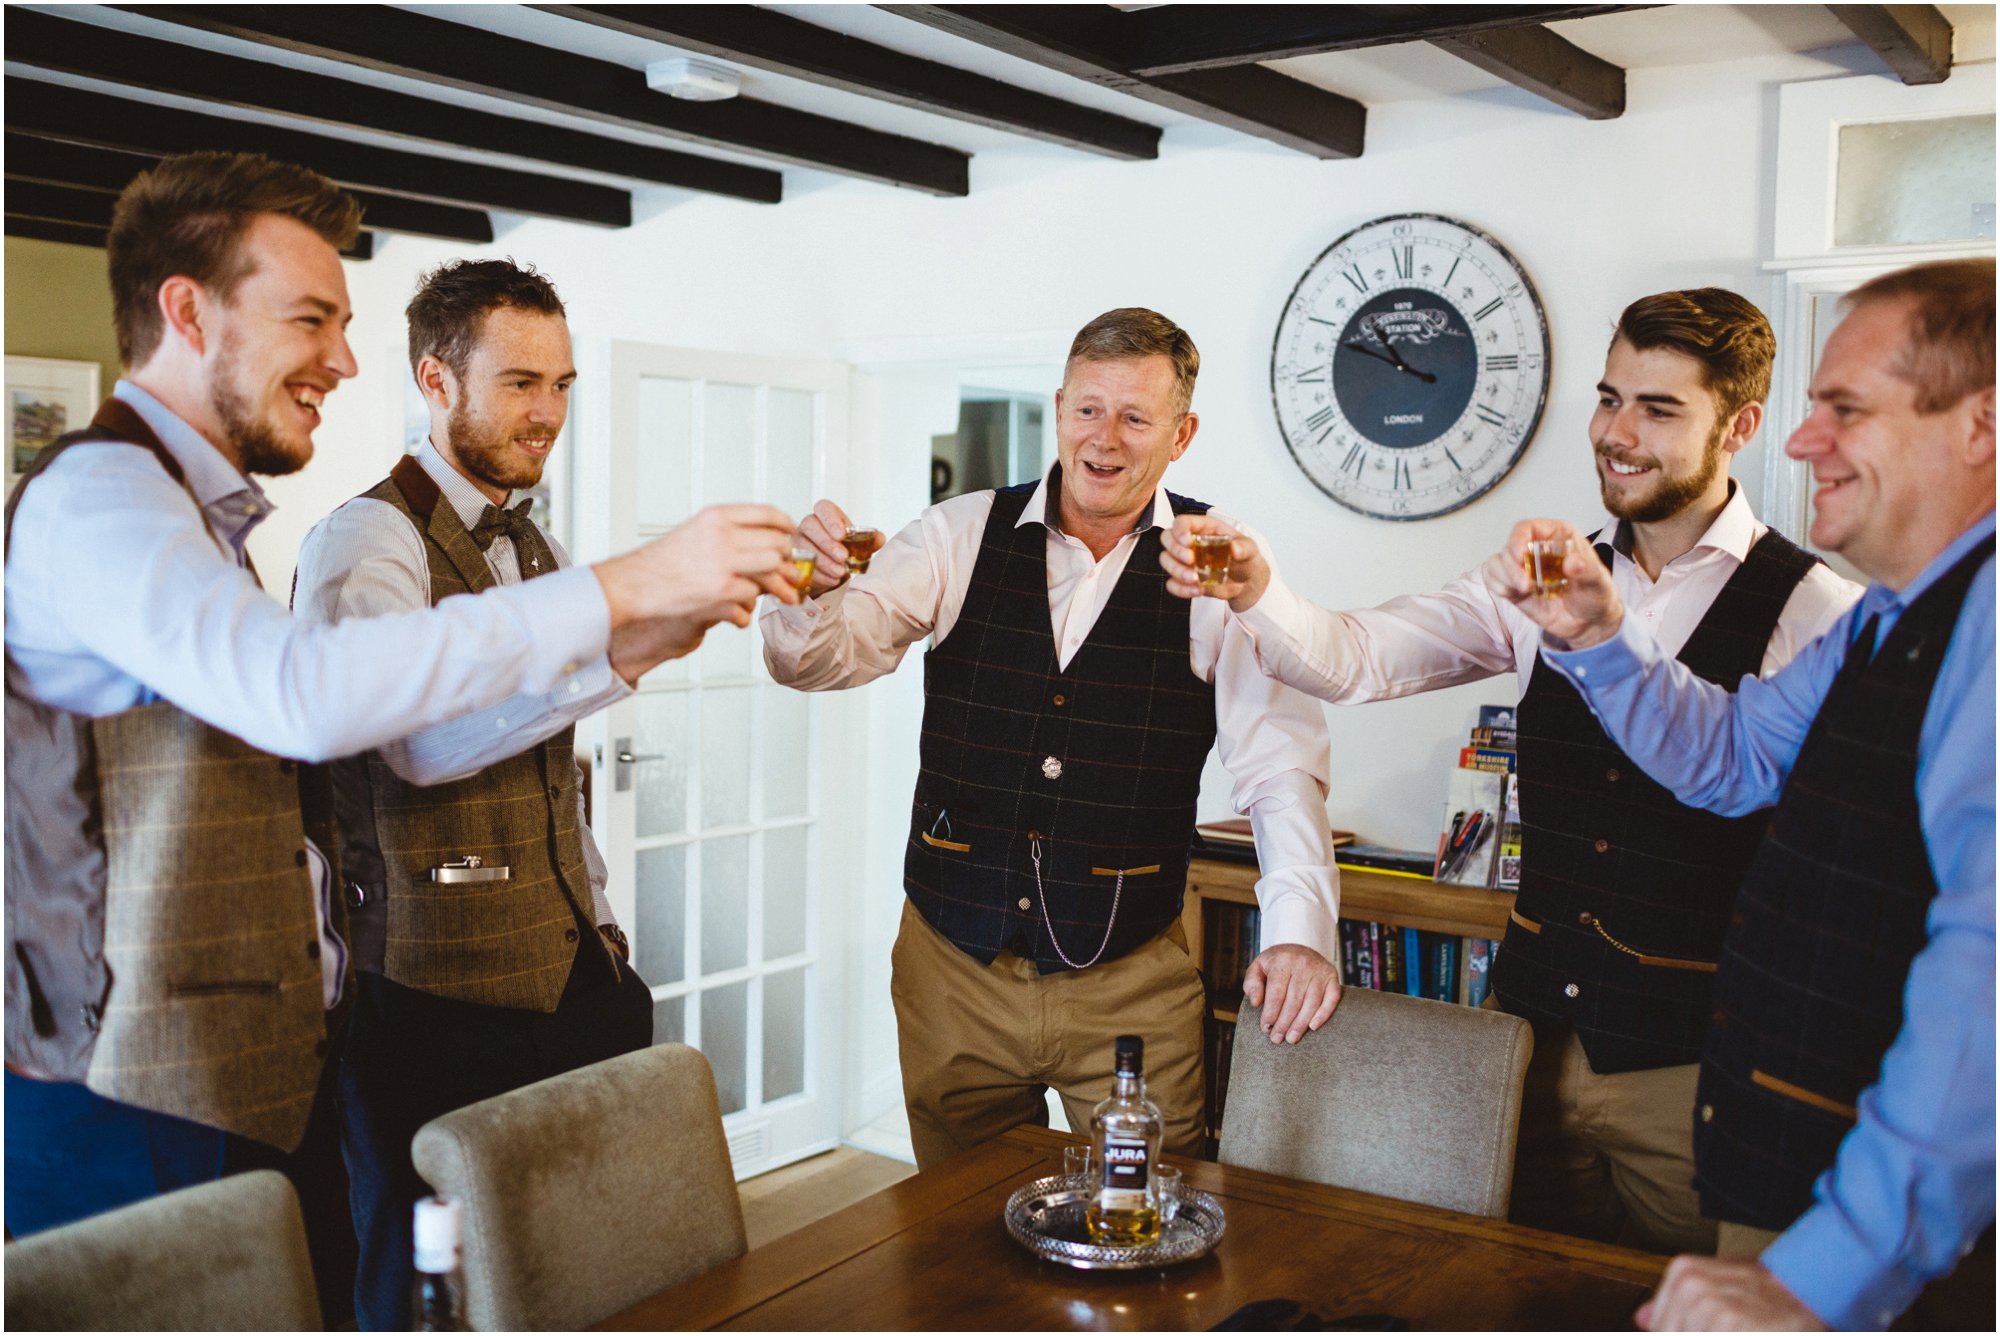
[1524,538,1569,598]
[1062,1144,1092,1186]
[1189,533,1234,587]
[789,545,818,596]
[1153,1163,1183,1222]
[842,527,882,575]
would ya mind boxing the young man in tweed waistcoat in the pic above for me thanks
[1495,259,1994,1330]
[764,309,1345,1167]
[293,261,657,1330]
[1164,290,1860,1255]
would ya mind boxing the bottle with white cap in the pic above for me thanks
[411,1195,467,1332]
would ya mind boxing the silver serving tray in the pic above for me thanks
[1004,1173,1225,1271]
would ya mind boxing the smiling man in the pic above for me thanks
[1162,290,1860,1255]
[761,308,1344,1167]
[1488,259,1994,1331]
[4,155,798,1326]
[291,260,655,1329]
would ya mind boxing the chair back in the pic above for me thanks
[4,1169,319,1331]
[1220,990,1534,1218]
[412,1042,747,1330]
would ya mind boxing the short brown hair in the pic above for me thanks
[108,151,361,368]
[1847,258,1996,413]
[406,259,567,379]
[1611,289,1775,421]
[1065,308,1200,415]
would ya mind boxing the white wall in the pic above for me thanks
[244,40,1990,1135]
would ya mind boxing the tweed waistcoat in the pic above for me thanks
[1694,536,1991,1229]
[1494,529,1819,1074]
[4,400,326,1151]
[904,480,1218,973]
[330,455,607,1012]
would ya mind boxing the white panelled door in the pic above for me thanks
[602,342,852,1179]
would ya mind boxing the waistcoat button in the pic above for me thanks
[1041,756,1063,780]
[1700,1103,1714,1123]
[1605,767,1620,782]
[278,759,296,775]
[1017,898,1032,911]
[564,927,580,943]
[1052,694,1066,707]
[1593,838,1609,854]
[1578,912,1594,927]
[1563,983,1580,998]
[294,849,308,867]
[307,941,321,960]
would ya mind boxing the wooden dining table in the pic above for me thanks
[599,1125,1668,1330]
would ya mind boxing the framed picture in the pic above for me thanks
[7,356,100,485]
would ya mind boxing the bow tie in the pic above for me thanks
[471,498,536,550]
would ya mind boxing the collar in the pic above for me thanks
[1873,508,1997,614]
[417,437,509,531]
[1601,478,1756,565]
[114,379,276,546]
[1015,462,1173,537]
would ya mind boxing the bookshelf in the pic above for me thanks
[1185,855,1515,1147]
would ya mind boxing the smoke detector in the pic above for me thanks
[646,57,742,102]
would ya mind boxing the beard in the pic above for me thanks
[211,338,310,478]
[447,396,549,495]
[1597,427,1727,524]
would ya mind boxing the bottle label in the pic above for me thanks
[1101,1135,1149,1200]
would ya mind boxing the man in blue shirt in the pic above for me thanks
[1481,257,1994,1329]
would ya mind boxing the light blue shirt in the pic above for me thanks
[6,383,616,1005]
[1546,512,1996,1330]
[293,439,631,922]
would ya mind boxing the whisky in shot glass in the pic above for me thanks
[841,527,881,575]
[1189,534,1233,587]
[1524,539,1569,598]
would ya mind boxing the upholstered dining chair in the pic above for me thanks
[411,1041,747,1330]
[1220,989,1534,1218]
[4,1169,320,1331]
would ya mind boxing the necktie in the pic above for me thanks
[470,498,546,576]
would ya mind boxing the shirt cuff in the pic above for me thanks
[1541,610,1653,689]
[1762,1208,1925,1330]
[1251,871,1343,965]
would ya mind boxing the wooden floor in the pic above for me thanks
[738,1147,916,1251]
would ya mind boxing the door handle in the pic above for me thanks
[612,736,665,791]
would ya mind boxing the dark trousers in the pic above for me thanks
[4,1062,358,1328]
[340,946,653,1329]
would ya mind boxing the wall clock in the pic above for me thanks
[1270,213,1550,521]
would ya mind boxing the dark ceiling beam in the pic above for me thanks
[539,3,1160,160]
[4,210,376,260]
[1827,5,1953,84]
[124,4,971,196]
[6,79,632,228]
[1429,25,1626,119]
[6,7,781,204]
[7,217,113,250]
[1112,4,1642,76]
[5,135,496,245]
[885,6,1365,158]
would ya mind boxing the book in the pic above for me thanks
[1380,924,1404,994]
[1367,921,1384,991]
[1469,725,1518,749]
[1435,766,1506,888]
[1496,775,1523,892]
[1402,926,1423,998]
[1196,818,1357,849]
[1477,704,1518,731]
[1432,933,1459,1003]
[1462,937,1497,1009]
[1335,844,1437,879]
[1457,745,1517,774]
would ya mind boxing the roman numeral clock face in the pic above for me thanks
[1271,214,1550,520]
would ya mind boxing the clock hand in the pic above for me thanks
[1343,340,1437,384]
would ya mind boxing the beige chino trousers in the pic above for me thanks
[890,899,1207,1170]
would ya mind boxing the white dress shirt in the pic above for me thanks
[293,440,631,922]
[6,382,615,1005]
[760,467,1342,960]
[1237,483,1863,706]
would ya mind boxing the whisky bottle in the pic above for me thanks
[411,1195,468,1332]
[1086,1034,1163,1245]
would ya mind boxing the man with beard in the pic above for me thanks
[291,260,647,1329]
[4,155,798,1321]
[1160,290,1860,1255]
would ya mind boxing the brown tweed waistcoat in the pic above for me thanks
[330,456,607,1012]
[4,399,326,1151]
